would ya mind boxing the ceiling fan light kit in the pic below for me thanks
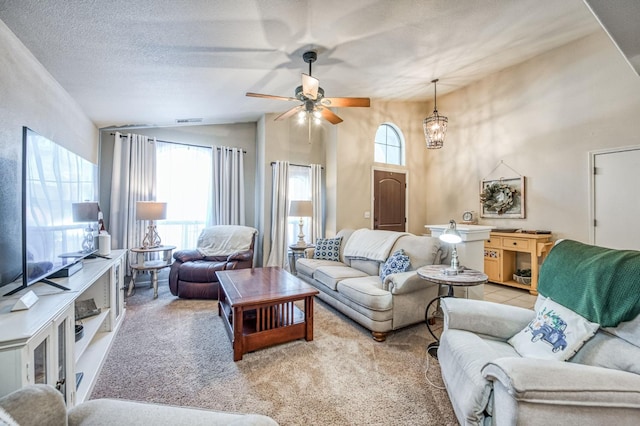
[246,50,370,125]
[424,79,448,149]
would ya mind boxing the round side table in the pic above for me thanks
[417,264,488,358]
[288,244,314,275]
[129,245,176,299]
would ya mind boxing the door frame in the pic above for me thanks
[371,165,409,230]
[588,144,640,244]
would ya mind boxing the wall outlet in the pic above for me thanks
[364,211,371,219]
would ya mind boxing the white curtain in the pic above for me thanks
[156,142,211,250]
[266,161,289,267]
[109,132,157,261]
[210,146,245,226]
[311,164,323,242]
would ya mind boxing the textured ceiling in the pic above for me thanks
[0,0,600,128]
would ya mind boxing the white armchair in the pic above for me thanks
[438,239,640,425]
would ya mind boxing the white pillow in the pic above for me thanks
[508,297,599,361]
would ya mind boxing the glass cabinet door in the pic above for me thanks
[56,318,67,400]
[54,305,75,405]
[32,338,48,384]
[28,325,52,386]
[114,261,121,318]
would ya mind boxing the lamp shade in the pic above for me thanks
[439,220,462,244]
[136,201,167,220]
[289,200,313,217]
[72,202,100,222]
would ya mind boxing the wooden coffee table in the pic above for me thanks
[216,267,319,361]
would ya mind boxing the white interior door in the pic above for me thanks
[591,146,640,249]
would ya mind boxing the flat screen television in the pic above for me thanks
[4,127,99,296]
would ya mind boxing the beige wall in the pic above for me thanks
[258,114,327,264]
[0,21,98,163]
[425,31,640,241]
[332,100,430,236]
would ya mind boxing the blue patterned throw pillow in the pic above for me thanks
[380,249,411,281]
[313,236,342,261]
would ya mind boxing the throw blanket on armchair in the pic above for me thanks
[538,239,640,327]
[197,225,257,256]
[343,229,409,262]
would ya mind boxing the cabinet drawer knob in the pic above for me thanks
[513,242,517,245]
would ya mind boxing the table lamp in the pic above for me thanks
[136,201,167,248]
[289,200,313,247]
[439,219,463,275]
[72,202,100,253]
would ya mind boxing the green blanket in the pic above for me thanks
[538,240,640,327]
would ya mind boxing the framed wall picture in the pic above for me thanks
[480,176,526,219]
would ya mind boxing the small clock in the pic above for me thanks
[462,211,477,224]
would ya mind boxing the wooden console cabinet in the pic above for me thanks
[0,250,126,406]
[484,232,553,295]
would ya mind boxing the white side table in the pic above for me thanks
[288,244,314,275]
[129,245,176,299]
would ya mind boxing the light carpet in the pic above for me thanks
[91,281,457,425]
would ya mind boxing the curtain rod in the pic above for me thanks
[110,133,246,153]
[270,161,324,169]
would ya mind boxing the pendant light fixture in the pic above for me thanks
[423,79,448,149]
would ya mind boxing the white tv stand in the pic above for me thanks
[0,250,126,406]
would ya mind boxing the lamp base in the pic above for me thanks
[443,266,465,276]
[82,226,95,253]
[141,222,162,249]
[296,217,307,247]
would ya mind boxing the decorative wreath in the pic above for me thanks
[480,182,518,215]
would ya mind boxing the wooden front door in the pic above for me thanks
[373,170,406,232]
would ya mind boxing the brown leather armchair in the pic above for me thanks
[168,225,257,299]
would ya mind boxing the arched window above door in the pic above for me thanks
[374,123,405,166]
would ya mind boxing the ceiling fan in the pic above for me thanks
[246,50,370,125]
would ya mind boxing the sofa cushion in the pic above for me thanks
[344,229,408,262]
[604,313,640,348]
[380,249,411,281]
[337,277,393,312]
[349,258,381,276]
[314,266,368,291]
[296,258,346,278]
[570,329,640,375]
[313,236,342,261]
[508,297,599,361]
[335,229,356,264]
[177,259,227,282]
[391,235,447,269]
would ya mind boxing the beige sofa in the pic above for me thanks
[296,228,459,341]
[0,385,278,426]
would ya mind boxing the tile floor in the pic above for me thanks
[484,283,537,310]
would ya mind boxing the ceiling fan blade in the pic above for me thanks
[246,92,296,102]
[302,74,319,100]
[321,97,371,107]
[320,108,343,125]
[275,105,304,121]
